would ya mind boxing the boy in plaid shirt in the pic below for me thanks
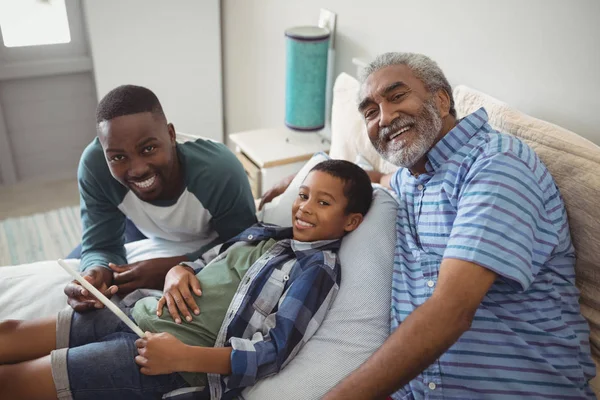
[0,159,373,400]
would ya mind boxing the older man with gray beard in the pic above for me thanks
[322,52,595,399]
[260,52,595,400]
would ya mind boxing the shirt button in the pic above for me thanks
[427,280,435,288]
[283,275,289,281]
[247,234,254,240]
[428,382,436,390]
[417,184,424,191]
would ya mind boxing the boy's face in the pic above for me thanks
[98,112,178,202]
[291,171,363,242]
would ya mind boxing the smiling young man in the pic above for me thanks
[64,85,257,312]
[323,53,596,399]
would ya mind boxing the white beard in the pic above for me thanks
[372,97,443,168]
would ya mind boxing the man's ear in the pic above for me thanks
[435,89,451,119]
[344,213,364,233]
[167,123,177,144]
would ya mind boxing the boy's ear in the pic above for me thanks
[344,213,364,233]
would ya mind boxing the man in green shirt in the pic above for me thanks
[65,84,256,312]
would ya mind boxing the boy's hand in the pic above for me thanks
[135,332,188,375]
[109,256,187,295]
[157,265,202,324]
[64,267,117,312]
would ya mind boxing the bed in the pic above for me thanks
[1,71,599,398]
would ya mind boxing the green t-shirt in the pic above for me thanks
[77,137,257,272]
[132,238,277,386]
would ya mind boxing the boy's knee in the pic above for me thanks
[0,319,22,333]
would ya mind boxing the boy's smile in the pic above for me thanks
[294,217,315,230]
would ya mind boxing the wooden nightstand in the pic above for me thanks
[229,128,330,198]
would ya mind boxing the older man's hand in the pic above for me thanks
[258,173,296,210]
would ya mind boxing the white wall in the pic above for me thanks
[83,0,223,142]
[223,0,600,144]
[0,73,96,182]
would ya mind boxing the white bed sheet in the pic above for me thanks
[0,237,206,320]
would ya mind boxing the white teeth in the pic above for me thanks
[133,175,156,189]
[296,219,315,228]
[389,126,411,140]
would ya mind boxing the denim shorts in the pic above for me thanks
[50,307,190,400]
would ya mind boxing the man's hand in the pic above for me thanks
[135,332,188,375]
[258,173,296,210]
[157,265,202,324]
[109,256,187,295]
[324,259,497,399]
[64,267,117,312]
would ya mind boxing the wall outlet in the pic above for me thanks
[318,8,336,49]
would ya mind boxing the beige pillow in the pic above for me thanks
[454,85,600,394]
[329,73,397,174]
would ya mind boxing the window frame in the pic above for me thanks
[0,0,89,64]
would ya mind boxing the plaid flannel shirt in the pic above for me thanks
[205,223,342,399]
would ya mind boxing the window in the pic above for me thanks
[0,0,71,48]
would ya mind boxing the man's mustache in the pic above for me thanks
[379,117,415,139]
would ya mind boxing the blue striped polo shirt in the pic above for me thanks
[390,107,595,399]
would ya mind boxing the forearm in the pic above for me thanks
[325,296,472,399]
[80,249,126,272]
[153,256,189,285]
[180,346,232,375]
[79,211,127,271]
[159,255,189,267]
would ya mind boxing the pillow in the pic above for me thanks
[244,153,398,399]
[454,85,600,395]
[329,72,397,174]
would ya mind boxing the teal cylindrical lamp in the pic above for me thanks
[285,26,330,132]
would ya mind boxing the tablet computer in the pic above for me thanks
[57,259,145,338]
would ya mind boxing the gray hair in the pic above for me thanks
[359,52,456,117]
